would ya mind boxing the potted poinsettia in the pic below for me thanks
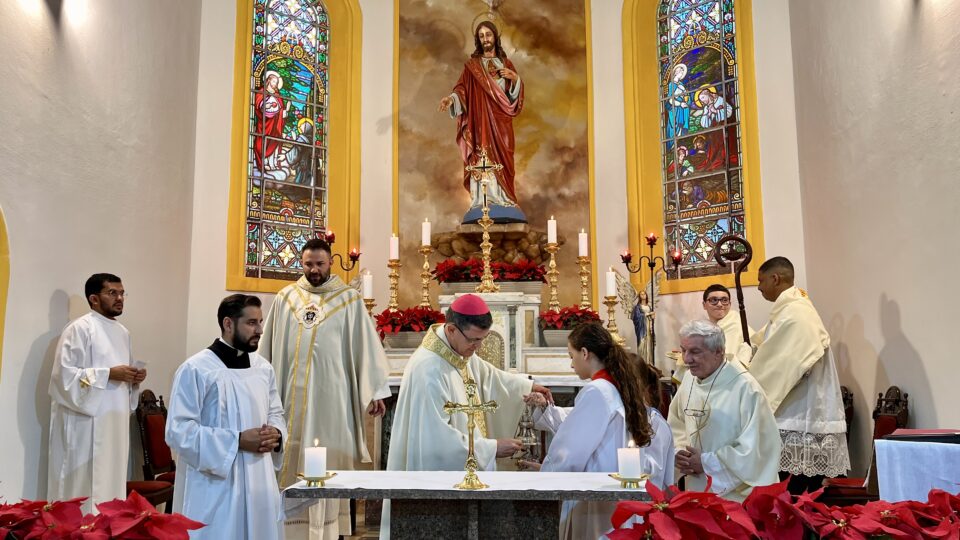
[375,306,445,349]
[433,258,546,294]
[538,305,601,347]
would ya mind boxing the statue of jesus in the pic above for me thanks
[438,20,527,224]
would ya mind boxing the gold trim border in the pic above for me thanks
[621,0,765,294]
[0,206,8,380]
[392,0,598,307]
[226,0,364,292]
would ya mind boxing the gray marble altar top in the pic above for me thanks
[284,471,651,502]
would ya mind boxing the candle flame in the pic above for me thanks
[627,439,636,448]
[424,218,429,222]
[580,228,585,234]
[313,438,320,447]
[550,215,555,220]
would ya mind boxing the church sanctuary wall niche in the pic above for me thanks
[395,0,596,310]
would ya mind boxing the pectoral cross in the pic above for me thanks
[443,377,499,490]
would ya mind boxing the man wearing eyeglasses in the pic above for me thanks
[667,320,780,502]
[387,294,553,473]
[47,273,147,513]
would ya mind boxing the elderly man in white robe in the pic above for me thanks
[674,283,755,382]
[383,294,553,538]
[748,256,850,495]
[166,294,287,539]
[48,273,146,514]
[668,320,781,502]
[259,238,391,539]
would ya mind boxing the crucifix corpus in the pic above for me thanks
[443,376,499,490]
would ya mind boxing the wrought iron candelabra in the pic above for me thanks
[620,233,682,359]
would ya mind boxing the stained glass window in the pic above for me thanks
[658,0,743,279]
[244,0,330,280]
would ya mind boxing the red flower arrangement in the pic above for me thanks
[608,479,960,540]
[432,259,547,283]
[0,491,203,539]
[538,305,601,330]
[375,306,445,338]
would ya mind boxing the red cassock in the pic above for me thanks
[254,92,285,172]
[452,57,524,204]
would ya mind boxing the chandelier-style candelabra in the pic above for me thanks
[620,233,682,358]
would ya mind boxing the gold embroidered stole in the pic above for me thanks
[422,325,490,437]
[279,275,362,483]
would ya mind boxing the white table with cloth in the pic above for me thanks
[875,439,960,502]
[283,470,651,540]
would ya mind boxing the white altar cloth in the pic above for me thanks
[282,470,647,519]
[875,439,960,502]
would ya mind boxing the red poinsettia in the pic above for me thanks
[607,478,757,540]
[493,259,547,282]
[742,477,807,540]
[375,306,445,338]
[97,490,204,539]
[432,258,546,283]
[538,305,601,330]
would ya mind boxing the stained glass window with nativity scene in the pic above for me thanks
[658,0,744,279]
[245,0,330,280]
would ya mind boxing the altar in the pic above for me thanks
[283,470,650,540]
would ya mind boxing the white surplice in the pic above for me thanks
[749,286,850,478]
[165,349,287,540]
[259,275,391,540]
[534,378,675,540]
[668,360,781,502]
[47,311,139,514]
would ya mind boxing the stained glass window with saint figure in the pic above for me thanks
[245,0,330,280]
[658,0,744,279]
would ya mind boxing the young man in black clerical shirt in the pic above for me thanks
[165,294,287,539]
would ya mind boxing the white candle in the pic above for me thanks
[605,268,617,297]
[389,234,399,260]
[547,216,557,244]
[362,272,373,299]
[617,440,642,479]
[421,219,431,246]
[305,440,327,477]
[578,229,588,257]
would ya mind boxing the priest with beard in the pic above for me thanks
[165,294,287,539]
[259,238,391,539]
[381,294,553,538]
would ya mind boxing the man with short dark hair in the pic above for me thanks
[166,294,286,539]
[259,238,391,539]
[748,256,849,495]
[48,273,146,513]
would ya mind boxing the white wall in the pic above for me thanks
[790,0,960,472]
[0,0,201,500]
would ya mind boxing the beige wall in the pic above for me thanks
[0,0,201,500]
[790,0,960,472]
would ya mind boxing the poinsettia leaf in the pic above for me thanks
[648,512,684,540]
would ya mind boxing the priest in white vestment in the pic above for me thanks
[383,295,552,539]
[668,320,781,502]
[748,257,850,495]
[259,238,391,539]
[521,322,675,540]
[674,284,754,382]
[48,273,145,514]
[166,294,287,539]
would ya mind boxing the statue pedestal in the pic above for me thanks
[433,223,564,265]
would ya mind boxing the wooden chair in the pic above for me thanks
[129,389,175,512]
[819,386,909,506]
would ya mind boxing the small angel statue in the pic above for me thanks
[612,269,660,365]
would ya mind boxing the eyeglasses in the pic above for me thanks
[101,290,127,299]
[454,325,486,345]
[705,297,730,306]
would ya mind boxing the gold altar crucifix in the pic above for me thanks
[465,148,502,293]
[464,147,503,182]
[443,377,499,490]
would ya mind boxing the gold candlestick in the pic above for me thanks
[545,242,560,312]
[577,256,591,309]
[387,259,401,312]
[476,182,500,293]
[364,298,376,318]
[603,295,626,345]
[418,245,433,308]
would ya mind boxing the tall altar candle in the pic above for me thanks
[617,440,642,478]
[421,219,432,246]
[547,216,557,244]
[389,234,399,260]
[362,272,373,299]
[305,439,327,477]
[578,229,588,257]
[605,268,617,297]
